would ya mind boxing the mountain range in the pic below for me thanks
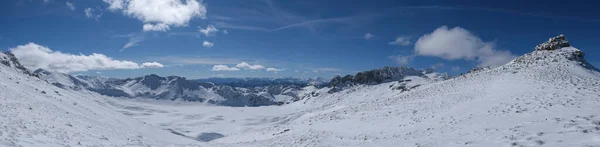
[33,66,447,107]
[1,35,599,146]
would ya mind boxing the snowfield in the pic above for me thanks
[1,46,600,147]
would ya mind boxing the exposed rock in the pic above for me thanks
[328,66,447,88]
[467,67,491,74]
[0,51,38,77]
[535,34,570,51]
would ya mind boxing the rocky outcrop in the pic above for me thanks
[510,35,598,71]
[535,34,570,51]
[0,52,37,77]
[328,66,443,87]
[467,67,491,74]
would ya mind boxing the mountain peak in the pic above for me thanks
[535,34,570,51]
[508,35,596,70]
[0,51,37,77]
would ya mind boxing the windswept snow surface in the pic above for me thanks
[2,47,600,147]
[0,53,202,146]
[109,47,600,147]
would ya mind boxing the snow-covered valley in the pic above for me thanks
[1,36,600,146]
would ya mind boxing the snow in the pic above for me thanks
[2,46,600,146]
[0,53,202,146]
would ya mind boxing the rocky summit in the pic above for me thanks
[535,34,571,51]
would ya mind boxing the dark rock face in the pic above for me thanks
[467,67,491,74]
[328,66,425,87]
[535,34,570,51]
[1,52,37,77]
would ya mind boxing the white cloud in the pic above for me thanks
[211,65,239,71]
[414,26,516,67]
[235,62,265,70]
[223,30,228,34]
[85,8,93,17]
[66,1,75,10]
[389,36,411,46]
[9,43,163,73]
[311,67,342,73]
[103,0,206,30]
[364,33,374,40]
[122,34,145,50]
[202,41,214,48]
[389,55,414,65]
[159,56,239,65]
[266,68,284,72]
[199,25,219,36]
[84,8,102,20]
[141,62,164,68]
[143,23,170,32]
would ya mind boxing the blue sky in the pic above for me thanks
[1,0,599,79]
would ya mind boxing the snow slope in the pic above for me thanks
[0,52,202,146]
[106,46,600,147]
[2,35,600,147]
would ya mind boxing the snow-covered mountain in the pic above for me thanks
[194,77,329,88]
[32,72,318,106]
[35,66,446,107]
[188,35,599,146]
[328,66,449,93]
[3,35,599,146]
[0,52,200,146]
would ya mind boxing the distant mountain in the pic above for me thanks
[193,77,328,88]
[327,66,449,93]
[31,65,449,107]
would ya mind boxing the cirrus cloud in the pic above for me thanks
[9,43,163,73]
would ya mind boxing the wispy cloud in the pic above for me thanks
[311,67,342,73]
[84,8,102,20]
[271,17,352,31]
[389,36,411,46]
[211,15,233,20]
[159,56,241,65]
[211,0,375,32]
[266,67,284,73]
[364,33,374,40]
[213,22,271,32]
[392,5,600,23]
[388,55,415,65]
[198,25,219,36]
[121,34,145,51]
[65,1,75,10]
[202,41,214,48]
